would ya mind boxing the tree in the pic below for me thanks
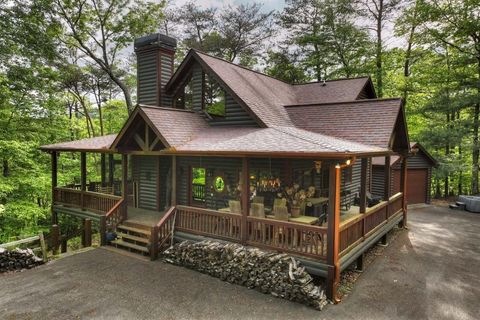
[50,0,166,113]
[279,0,372,80]
[359,0,401,97]
[264,47,310,84]
[217,3,274,64]
[177,1,217,52]
[416,0,480,193]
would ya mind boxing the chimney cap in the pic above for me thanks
[134,33,177,51]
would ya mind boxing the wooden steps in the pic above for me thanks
[111,239,149,253]
[108,223,152,257]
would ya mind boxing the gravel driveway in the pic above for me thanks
[1,206,479,320]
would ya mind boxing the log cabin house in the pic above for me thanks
[40,34,410,302]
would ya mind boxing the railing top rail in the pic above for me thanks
[389,192,403,202]
[176,205,241,218]
[54,187,83,193]
[246,216,328,232]
[105,198,124,217]
[83,190,122,200]
[156,206,176,228]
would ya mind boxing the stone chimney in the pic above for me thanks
[134,33,176,107]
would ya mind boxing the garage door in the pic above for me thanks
[407,169,428,204]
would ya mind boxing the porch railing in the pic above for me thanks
[53,187,122,215]
[105,198,127,231]
[174,205,328,260]
[175,205,242,242]
[339,192,404,255]
[192,184,206,202]
[150,206,177,260]
[246,217,328,260]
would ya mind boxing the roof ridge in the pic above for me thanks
[192,49,293,86]
[292,76,370,86]
[284,97,403,108]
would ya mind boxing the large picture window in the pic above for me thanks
[204,73,225,117]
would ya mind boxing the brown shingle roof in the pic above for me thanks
[175,126,387,156]
[292,78,371,105]
[167,50,375,128]
[285,99,402,149]
[40,134,117,152]
[140,105,208,147]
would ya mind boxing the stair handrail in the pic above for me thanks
[105,198,126,229]
[152,206,177,258]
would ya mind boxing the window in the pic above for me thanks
[203,73,225,117]
[174,76,193,110]
[214,176,225,193]
[191,167,206,203]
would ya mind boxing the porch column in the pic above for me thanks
[51,151,58,225]
[108,154,114,186]
[171,155,177,206]
[383,156,391,201]
[400,156,408,227]
[121,154,128,198]
[100,153,106,187]
[241,157,249,244]
[326,163,341,303]
[80,152,87,209]
[359,158,368,213]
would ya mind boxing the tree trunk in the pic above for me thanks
[3,159,9,177]
[375,0,384,98]
[472,58,480,194]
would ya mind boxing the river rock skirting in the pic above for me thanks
[163,240,328,310]
[0,248,44,273]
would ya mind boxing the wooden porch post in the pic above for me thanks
[326,163,341,303]
[80,152,87,209]
[241,157,249,244]
[108,154,114,186]
[383,156,391,201]
[400,156,408,227]
[171,155,177,206]
[51,151,58,225]
[121,154,128,198]
[101,153,106,187]
[359,158,368,213]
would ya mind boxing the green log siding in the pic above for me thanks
[137,49,174,107]
[137,50,158,106]
[160,53,173,107]
[176,157,242,210]
[132,156,158,210]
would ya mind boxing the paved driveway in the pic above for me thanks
[1,206,479,320]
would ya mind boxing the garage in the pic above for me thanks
[372,142,437,205]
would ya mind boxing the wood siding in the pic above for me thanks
[132,156,158,210]
[137,49,174,107]
[372,153,433,204]
[137,50,158,106]
[176,157,242,210]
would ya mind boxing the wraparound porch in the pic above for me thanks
[48,150,408,303]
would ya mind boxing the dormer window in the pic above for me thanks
[203,73,225,117]
[174,75,194,110]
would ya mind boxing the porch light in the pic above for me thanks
[346,159,351,165]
